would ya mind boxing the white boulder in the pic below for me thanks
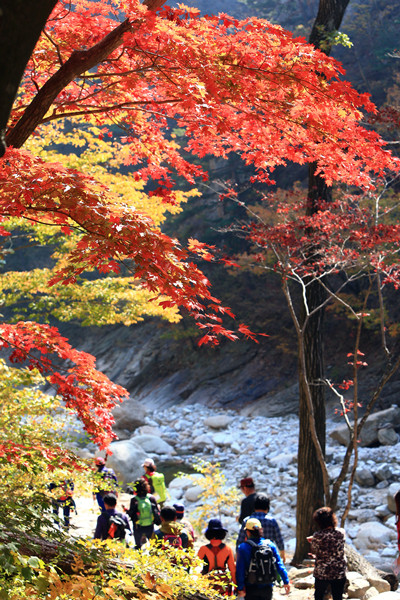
[353,521,396,551]
[204,415,234,429]
[346,572,370,599]
[129,434,176,456]
[184,484,204,502]
[106,439,148,484]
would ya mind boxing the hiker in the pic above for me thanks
[395,490,400,574]
[236,494,286,562]
[236,518,290,600]
[127,477,161,549]
[94,493,131,542]
[152,505,190,548]
[49,479,77,530]
[238,477,259,524]
[142,458,168,507]
[307,507,347,600]
[198,518,236,595]
[93,457,118,512]
[173,503,195,548]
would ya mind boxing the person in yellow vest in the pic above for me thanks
[142,458,168,507]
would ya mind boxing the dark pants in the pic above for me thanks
[315,577,346,600]
[134,524,154,548]
[52,499,71,528]
[245,585,273,600]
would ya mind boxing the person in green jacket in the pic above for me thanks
[142,458,168,507]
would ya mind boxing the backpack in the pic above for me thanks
[107,513,126,541]
[245,540,276,585]
[136,496,154,527]
[148,472,167,503]
[163,533,183,548]
[155,529,183,549]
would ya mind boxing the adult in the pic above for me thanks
[142,457,168,506]
[173,503,195,548]
[395,490,400,575]
[236,518,290,600]
[238,477,258,524]
[49,479,77,530]
[94,493,131,542]
[236,494,285,561]
[198,518,236,595]
[307,507,347,600]
[152,505,189,548]
[93,457,118,512]
[127,477,160,549]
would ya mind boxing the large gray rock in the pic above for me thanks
[387,483,400,512]
[184,484,204,502]
[204,415,234,429]
[355,468,375,488]
[375,464,393,481]
[129,434,176,456]
[112,398,147,432]
[378,428,398,446]
[353,521,396,552]
[330,406,400,447]
[106,439,148,484]
[346,572,370,599]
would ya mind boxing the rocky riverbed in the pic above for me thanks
[70,400,400,578]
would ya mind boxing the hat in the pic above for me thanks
[205,518,228,536]
[245,518,262,531]
[173,503,185,516]
[240,477,255,488]
[142,458,156,469]
[95,457,106,466]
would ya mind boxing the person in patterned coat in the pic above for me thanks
[307,507,347,600]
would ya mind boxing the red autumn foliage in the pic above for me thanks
[2,0,399,449]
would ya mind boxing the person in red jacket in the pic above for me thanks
[394,490,400,574]
[198,518,236,596]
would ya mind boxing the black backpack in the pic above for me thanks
[245,540,277,584]
[107,513,126,541]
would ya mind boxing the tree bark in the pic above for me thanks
[293,0,351,564]
[0,0,57,156]
[309,0,351,49]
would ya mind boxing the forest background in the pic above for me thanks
[9,0,399,415]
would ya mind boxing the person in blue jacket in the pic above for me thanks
[236,518,290,600]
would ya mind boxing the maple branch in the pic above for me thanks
[40,99,182,124]
[6,19,133,148]
[324,379,352,429]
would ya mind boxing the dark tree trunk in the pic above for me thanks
[293,0,351,564]
[309,1,352,49]
[294,262,327,563]
[0,0,57,156]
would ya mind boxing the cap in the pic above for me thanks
[245,518,262,531]
[95,457,106,466]
[142,458,156,469]
[173,503,185,516]
[240,477,255,488]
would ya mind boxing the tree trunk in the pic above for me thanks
[0,0,57,156]
[293,0,351,563]
[293,269,327,563]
